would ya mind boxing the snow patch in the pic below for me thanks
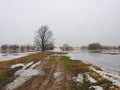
[91,67,120,87]
[5,77,30,90]
[20,69,41,77]
[15,62,34,76]
[5,61,42,90]
[0,52,36,62]
[10,63,25,68]
[72,74,84,83]
[53,72,61,79]
[29,61,41,69]
[90,86,104,90]
[87,74,97,83]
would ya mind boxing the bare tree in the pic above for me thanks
[25,45,31,52]
[60,44,73,51]
[20,45,25,53]
[1,44,9,53]
[81,46,88,50]
[88,43,103,50]
[34,25,54,51]
[118,46,120,50]
[46,43,55,50]
[9,45,19,53]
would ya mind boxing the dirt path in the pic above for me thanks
[38,56,65,90]
[4,53,119,90]
[16,54,70,90]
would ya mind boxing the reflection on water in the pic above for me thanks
[68,50,120,70]
[88,50,102,53]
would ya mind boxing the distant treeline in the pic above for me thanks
[0,44,55,53]
[60,44,73,51]
[81,43,120,50]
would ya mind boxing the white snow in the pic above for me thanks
[72,74,84,83]
[20,69,41,77]
[53,72,62,79]
[5,61,42,90]
[0,52,36,62]
[10,63,25,68]
[15,62,34,75]
[73,73,97,84]
[91,66,120,87]
[5,77,30,90]
[91,86,104,90]
[53,47,61,52]
[29,61,41,69]
[87,74,97,83]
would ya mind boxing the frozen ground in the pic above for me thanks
[0,52,36,62]
[91,66,120,87]
[68,50,120,88]
[72,74,84,84]
[5,61,43,90]
[72,73,104,89]
[87,74,97,83]
[90,86,104,90]
[53,72,62,79]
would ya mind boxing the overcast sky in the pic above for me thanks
[0,0,120,46]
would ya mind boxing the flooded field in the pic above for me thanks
[0,52,36,62]
[68,50,120,70]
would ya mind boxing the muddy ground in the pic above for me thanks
[0,52,120,90]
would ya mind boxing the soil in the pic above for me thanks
[2,52,120,90]
[16,55,71,90]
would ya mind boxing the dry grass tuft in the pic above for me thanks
[0,51,52,89]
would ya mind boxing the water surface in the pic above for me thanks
[68,50,120,70]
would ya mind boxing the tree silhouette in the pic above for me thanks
[34,25,54,51]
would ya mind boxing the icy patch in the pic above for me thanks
[5,77,30,90]
[0,52,36,62]
[53,47,62,52]
[72,74,84,83]
[5,61,42,90]
[15,62,34,75]
[20,69,41,77]
[87,74,97,83]
[24,62,34,68]
[91,86,103,90]
[53,72,61,79]
[10,63,25,68]
[91,67,120,87]
[29,61,41,69]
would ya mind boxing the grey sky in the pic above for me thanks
[0,0,120,46]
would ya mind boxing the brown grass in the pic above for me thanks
[0,52,51,75]
[0,52,119,90]
[59,56,119,90]
[0,51,52,89]
[17,53,64,90]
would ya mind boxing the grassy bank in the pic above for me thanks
[0,52,52,89]
[18,53,118,90]
[59,56,116,90]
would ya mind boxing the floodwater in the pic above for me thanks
[68,50,120,70]
[0,52,35,62]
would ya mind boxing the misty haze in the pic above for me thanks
[0,0,120,90]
